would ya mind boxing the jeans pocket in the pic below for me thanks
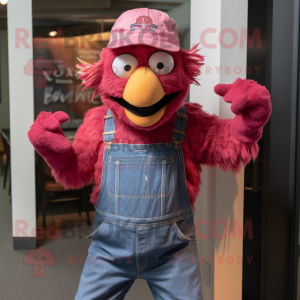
[86,220,108,239]
[172,218,194,242]
[108,155,174,198]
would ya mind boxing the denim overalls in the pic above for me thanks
[75,106,202,300]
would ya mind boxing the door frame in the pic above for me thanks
[260,0,300,299]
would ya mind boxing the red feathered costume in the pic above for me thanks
[28,8,271,299]
[28,45,270,209]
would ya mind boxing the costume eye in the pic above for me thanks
[148,51,174,75]
[112,54,138,78]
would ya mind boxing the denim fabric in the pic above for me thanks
[75,106,202,300]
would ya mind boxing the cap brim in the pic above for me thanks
[107,37,180,52]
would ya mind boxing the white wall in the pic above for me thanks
[7,0,36,243]
[190,2,221,299]
[190,1,247,299]
[0,29,10,129]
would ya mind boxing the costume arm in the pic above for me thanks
[28,106,106,189]
[188,78,271,171]
[52,107,105,188]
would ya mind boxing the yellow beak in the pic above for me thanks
[122,67,166,127]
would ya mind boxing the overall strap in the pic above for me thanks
[172,105,188,146]
[103,109,115,149]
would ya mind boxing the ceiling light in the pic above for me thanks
[0,0,8,5]
[49,31,57,37]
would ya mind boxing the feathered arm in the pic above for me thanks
[28,54,106,188]
[188,79,271,170]
[52,106,106,189]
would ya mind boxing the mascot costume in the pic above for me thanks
[28,8,271,300]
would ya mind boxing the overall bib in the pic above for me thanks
[75,106,202,300]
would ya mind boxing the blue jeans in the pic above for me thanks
[75,107,202,300]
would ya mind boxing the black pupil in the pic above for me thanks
[157,62,164,70]
[124,65,131,72]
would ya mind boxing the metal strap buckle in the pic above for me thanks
[177,112,188,119]
[105,141,112,150]
[173,129,186,136]
[172,139,181,149]
[172,140,182,145]
[103,131,115,136]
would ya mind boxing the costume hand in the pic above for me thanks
[28,111,72,170]
[214,78,271,142]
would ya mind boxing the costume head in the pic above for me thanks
[78,8,204,130]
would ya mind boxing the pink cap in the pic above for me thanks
[107,8,180,52]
